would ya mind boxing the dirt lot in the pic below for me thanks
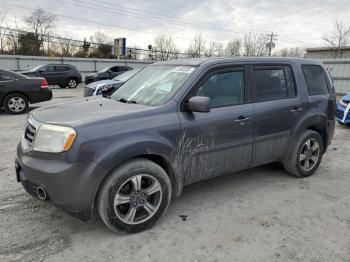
[0,87,349,262]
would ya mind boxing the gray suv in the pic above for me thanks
[15,58,335,233]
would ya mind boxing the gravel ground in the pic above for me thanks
[0,87,349,262]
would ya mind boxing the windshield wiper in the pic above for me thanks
[116,98,137,104]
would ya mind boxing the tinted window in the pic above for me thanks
[110,66,120,72]
[44,65,55,72]
[55,66,66,71]
[196,69,244,108]
[302,65,329,95]
[0,73,12,81]
[254,66,296,102]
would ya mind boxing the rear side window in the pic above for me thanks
[44,65,55,72]
[195,69,245,108]
[110,66,120,72]
[253,65,296,102]
[302,65,329,95]
[0,73,12,81]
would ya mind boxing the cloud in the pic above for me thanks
[1,0,350,50]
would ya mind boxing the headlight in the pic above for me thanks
[33,124,77,153]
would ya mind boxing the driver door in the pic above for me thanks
[177,66,254,184]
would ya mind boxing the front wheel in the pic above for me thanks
[283,130,324,178]
[97,158,172,233]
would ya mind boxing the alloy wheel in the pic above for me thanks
[113,174,162,225]
[8,97,26,112]
[299,138,320,172]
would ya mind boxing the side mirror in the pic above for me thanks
[186,96,211,112]
[37,69,44,75]
[107,70,112,75]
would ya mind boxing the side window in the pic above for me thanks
[195,69,244,108]
[44,65,55,72]
[253,65,296,102]
[0,73,12,81]
[110,66,120,72]
[55,66,66,72]
[302,65,329,95]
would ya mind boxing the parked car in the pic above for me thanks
[20,64,82,88]
[16,58,335,233]
[0,69,52,114]
[336,92,350,125]
[84,65,133,85]
[84,69,141,97]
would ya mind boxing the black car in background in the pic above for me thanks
[21,64,82,88]
[84,68,141,97]
[0,69,52,114]
[85,65,133,85]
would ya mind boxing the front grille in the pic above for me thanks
[84,87,95,97]
[336,110,344,119]
[24,123,36,146]
[23,116,41,150]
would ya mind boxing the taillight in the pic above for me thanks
[41,79,48,89]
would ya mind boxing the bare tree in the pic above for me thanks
[91,31,112,58]
[60,34,77,57]
[153,33,178,61]
[25,8,56,54]
[276,47,305,58]
[0,9,8,54]
[225,39,241,56]
[186,34,206,58]
[6,18,21,54]
[323,20,350,58]
[243,32,268,56]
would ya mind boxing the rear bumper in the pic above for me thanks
[30,89,52,104]
[336,102,350,125]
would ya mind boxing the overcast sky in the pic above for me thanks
[1,0,350,51]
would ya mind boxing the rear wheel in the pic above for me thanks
[3,93,29,114]
[97,158,172,233]
[67,78,78,88]
[283,130,323,177]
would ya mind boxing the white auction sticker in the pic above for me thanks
[171,67,195,74]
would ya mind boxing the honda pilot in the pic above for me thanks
[15,58,335,233]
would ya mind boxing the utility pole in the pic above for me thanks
[267,32,278,56]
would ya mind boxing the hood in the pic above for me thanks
[31,96,151,126]
[342,92,350,101]
[87,79,117,89]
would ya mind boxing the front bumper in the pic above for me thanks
[15,143,101,220]
[336,102,350,125]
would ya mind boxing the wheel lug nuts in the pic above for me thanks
[140,200,144,204]
[133,202,137,206]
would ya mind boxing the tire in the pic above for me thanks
[67,78,78,88]
[282,130,324,178]
[3,93,29,115]
[97,158,172,233]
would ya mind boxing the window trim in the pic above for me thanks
[180,65,247,111]
[301,64,330,96]
[251,64,298,103]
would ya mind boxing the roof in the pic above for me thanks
[306,46,350,52]
[152,57,320,66]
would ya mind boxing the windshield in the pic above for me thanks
[111,65,196,106]
[97,67,110,73]
[113,69,141,82]
[30,65,44,71]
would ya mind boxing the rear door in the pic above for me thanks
[54,65,69,86]
[178,65,254,184]
[251,64,303,166]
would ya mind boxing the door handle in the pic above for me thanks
[234,116,251,123]
[290,107,302,113]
